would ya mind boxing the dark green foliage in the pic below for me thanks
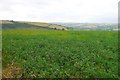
[2,29,118,78]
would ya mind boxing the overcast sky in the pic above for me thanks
[0,0,119,23]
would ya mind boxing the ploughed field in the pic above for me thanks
[2,29,118,78]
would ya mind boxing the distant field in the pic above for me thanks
[1,20,67,30]
[2,29,118,78]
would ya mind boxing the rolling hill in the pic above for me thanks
[1,20,67,30]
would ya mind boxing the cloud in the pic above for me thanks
[0,0,119,23]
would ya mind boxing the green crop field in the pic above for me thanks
[2,29,118,78]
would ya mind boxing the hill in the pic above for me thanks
[1,20,67,30]
[53,22,118,31]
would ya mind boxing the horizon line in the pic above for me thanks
[1,19,118,24]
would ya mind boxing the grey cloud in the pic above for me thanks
[0,0,119,23]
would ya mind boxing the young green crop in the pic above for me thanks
[2,29,118,78]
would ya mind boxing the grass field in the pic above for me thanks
[2,29,118,78]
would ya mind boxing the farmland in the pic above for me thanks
[2,29,118,78]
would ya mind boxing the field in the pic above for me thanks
[2,29,118,78]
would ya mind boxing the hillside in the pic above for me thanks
[53,23,118,31]
[1,20,67,30]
